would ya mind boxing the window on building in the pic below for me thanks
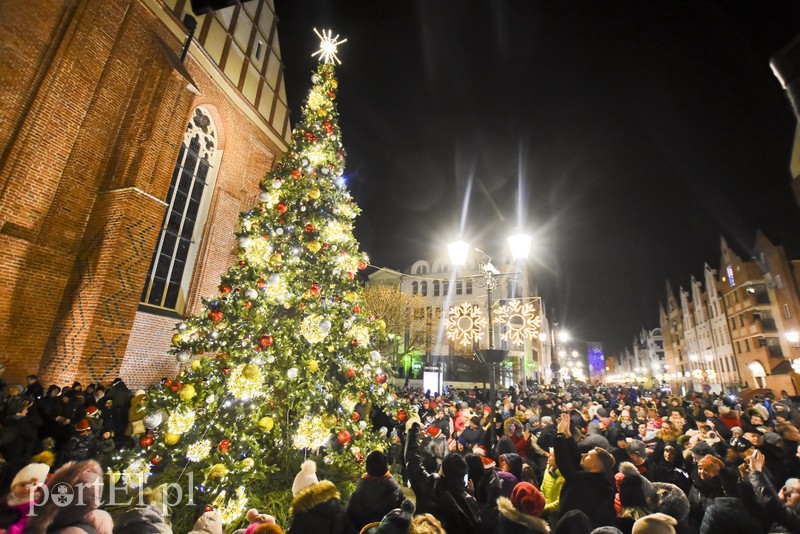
[466,279,473,294]
[420,281,428,297]
[141,107,218,312]
[745,338,750,352]
[736,341,741,353]
[433,280,440,296]
[443,281,449,295]
[412,281,419,295]
[784,304,791,319]
[456,281,463,295]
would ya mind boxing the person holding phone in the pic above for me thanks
[404,415,481,533]
[749,448,800,532]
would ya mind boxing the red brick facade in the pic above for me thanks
[0,0,288,387]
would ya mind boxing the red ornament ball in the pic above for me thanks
[355,453,365,464]
[139,435,154,448]
[244,301,252,309]
[218,439,231,453]
[151,456,162,465]
[219,284,232,294]
[352,305,360,314]
[238,260,246,267]
[337,430,351,445]
[357,259,368,270]
[163,379,172,387]
[208,310,223,323]
[170,384,180,392]
[347,271,355,281]
[221,367,231,375]
[259,334,274,348]
[309,283,321,297]
[375,373,388,384]
[351,412,360,421]
[276,202,288,214]
[396,409,408,423]
[346,368,356,379]
[351,339,359,346]
[256,278,266,289]
[305,223,315,233]
[291,169,302,178]
[216,352,228,359]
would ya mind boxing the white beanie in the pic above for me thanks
[292,460,319,496]
[11,463,50,488]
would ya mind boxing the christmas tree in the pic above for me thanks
[117,30,406,528]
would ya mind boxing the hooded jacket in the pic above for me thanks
[345,474,404,533]
[288,480,346,534]
[496,497,550,534]
[405,423,481,533]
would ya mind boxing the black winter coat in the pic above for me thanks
[495,497,549,534]
[699,496,763,534]
[288,481,347,534]
[345,474,404,533]
[749,470,800,533]
[405,423,481,533]
[553,435,615,529]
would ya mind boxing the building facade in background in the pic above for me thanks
[368,258,546,386]
[0,0,291,387]
[660,233,800,395]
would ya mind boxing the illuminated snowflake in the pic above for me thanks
[446,302,487,347]
[493,300,542,346]
[312,28,348,65]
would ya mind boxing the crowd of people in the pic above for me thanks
[2,374,800,533]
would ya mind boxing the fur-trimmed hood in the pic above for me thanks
[497,497,549,533]
[290,480,341,515]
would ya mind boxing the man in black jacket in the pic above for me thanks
[554,413,616,529]
[405,418,481,533]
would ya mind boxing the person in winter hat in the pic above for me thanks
[650,483,689,534]
[554,509,592,534]
[0,463,50,534]
[62,418,97,463]
[24,460,113,534]
[362,499,415,534]
[615,462,656,533]
[287,463,345,534]
[230,508,276,534]
[631,513,676,534]
[404,416,480,533]
[496,481,549,533]
[346,451,405,533]
[189,510,223,534]
[291,460,319,497]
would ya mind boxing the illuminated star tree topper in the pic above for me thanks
[312,28,348,65]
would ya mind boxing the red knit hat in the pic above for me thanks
[84,405,100,417]
[75,419,90,431]
[510,481,545,517]
[425,426,442,438]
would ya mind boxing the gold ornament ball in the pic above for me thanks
[377,319,386,331]
[322,414,337,428]
[331,79,339,89]
[344,291,358,302]
[317,108,326,117]
[208,464,229,478]
[164,433,181,446]
[108,470,122,485]
[258,416,274,432]
[239,457,255,471]
[191,360,202,371]
[171,333,183,346]
[242,363,260,380]
[307,360,320,373]
[308,187,321,200]
[270,252,282,264]
[306,241,322,253]
[179,384,196,402]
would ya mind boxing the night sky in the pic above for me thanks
[274,1,800,355]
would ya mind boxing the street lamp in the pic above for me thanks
[448,233,531,443]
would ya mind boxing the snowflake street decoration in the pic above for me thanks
[312,28,347,65]
[446,302,487,347]
[493,300,542,346]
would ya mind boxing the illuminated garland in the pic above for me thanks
[446,302,487,346]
